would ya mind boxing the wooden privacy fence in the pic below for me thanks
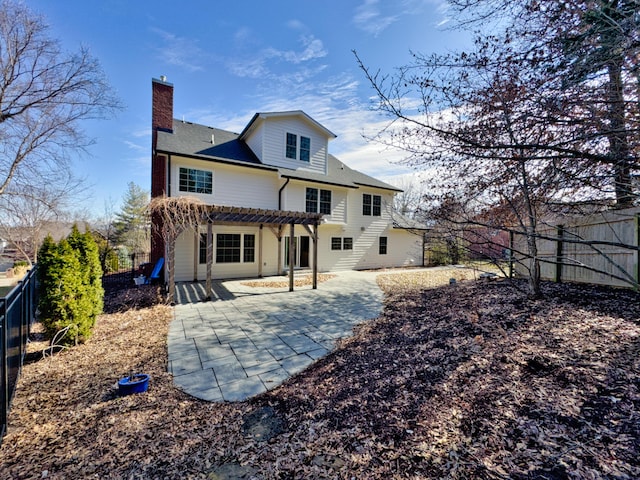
[513,206,640,289]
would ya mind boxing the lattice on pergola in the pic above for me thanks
[149,196,324,303]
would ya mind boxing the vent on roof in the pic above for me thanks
[211,133,215,144]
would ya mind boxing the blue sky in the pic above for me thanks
[28,0,467,215]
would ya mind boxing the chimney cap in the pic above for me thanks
[153,76,173,86]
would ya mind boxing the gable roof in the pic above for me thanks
[239,111,337,140]
[155,119,401,193]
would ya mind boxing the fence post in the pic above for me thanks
[635,214,640,290]
[1,297,6,440]
[508,231,514,278]
[131,252,136,281]
[555,225,564,283]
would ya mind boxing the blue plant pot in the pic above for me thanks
[118,373,150,396]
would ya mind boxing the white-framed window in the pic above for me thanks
[199,233,208,264]
[215,233,256,264]
[286,132,311,162]
[306,187,332,214]
[243,234,255,263]
[363,193,381,216]
[331,237,353,251]
[379,236,388,255]
[179,167,212,194]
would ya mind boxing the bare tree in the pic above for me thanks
[355,0,639,297]
[0,0,120,201]
[0,176,86,264]
[391,176,425,218]
[148,196,207,303]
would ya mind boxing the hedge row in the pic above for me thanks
[38,225,104,345]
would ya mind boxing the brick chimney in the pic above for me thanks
[151,76,173,265]
[151,76,173,198]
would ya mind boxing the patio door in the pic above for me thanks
[284,235,310,268]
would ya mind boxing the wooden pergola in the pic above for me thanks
[158,202,324,302]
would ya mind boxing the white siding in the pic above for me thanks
[174,225,282,282]
[315,186,422,271]
[170,156,279,209]
[260,117,328,173]
[281,181,348,224]
[245,127,263,162]
[330,188,348,224]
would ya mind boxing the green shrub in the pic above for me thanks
[38,225,104,346]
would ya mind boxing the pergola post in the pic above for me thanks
[205,222,213,300]
[312,221,319,289]
[277,226,283,275]
[258,224,263,278]
[289,221,295,291]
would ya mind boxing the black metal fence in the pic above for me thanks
[1,267,38,444]
[102,252,151,289]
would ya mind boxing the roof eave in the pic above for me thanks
[155,148,278,172]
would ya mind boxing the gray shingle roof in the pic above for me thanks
[155,119,401,192]
[279,155,401,192]
[156,120,271,170]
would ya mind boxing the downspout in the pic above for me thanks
[167,154,172,196]
[278,177,290,210]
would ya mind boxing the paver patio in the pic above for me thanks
[167,270,384,402]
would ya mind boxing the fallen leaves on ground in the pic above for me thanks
[241,273,336,288]
[1,270,638,479]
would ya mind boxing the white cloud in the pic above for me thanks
[123,140,145,153]
[354,0,450,36]
[150,28,206,72]
[353,0,399,37]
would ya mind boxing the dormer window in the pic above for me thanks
[286,132,310,162]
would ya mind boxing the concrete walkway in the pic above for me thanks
[167,270,384,402]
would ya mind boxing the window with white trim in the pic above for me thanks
[306,187,331,214]
[331,237,353,251]
[179,167,212,194]
[199,233,208,264]
[363,193,382,216]
[204,233,256,264]
[286,132,311,162]
[379,236,388,255]
[243,234,255,263]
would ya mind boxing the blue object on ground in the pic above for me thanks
[118,374,150,395]
[145,257,164,284]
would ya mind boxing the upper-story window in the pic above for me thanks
[179,167,212,194]
[300,136,310,162]
[363,193,381,216]
[306,187,331,214]
[286,132,310,162]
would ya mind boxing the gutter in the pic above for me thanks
[278,177,290,210]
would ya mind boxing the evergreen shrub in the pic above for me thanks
[38,225,104,345]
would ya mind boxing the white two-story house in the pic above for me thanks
[150,77,424,283]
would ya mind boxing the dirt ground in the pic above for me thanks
[1,270,638,479]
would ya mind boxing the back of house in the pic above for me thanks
[150,77,425,282]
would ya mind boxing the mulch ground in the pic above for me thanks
[1,273,639,479]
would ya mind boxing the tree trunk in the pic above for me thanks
[607,49,633,207]
[526,232,542,298]
[167,236,176,304]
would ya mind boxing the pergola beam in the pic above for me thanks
[193,205,323,298]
